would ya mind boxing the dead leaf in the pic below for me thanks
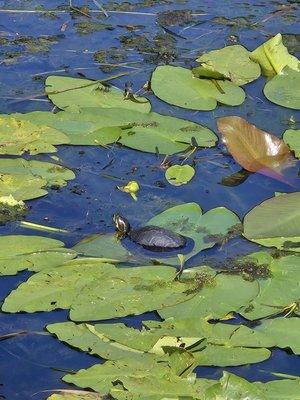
[217,116,294,182]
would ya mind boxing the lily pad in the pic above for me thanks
[264,67,300,110]
[144,202,240,265]
[62,357,201,397]
[194,45,261,85]
[151,66,245,110]
[0,235,76,275]
[48,318,270,367]
[2,260,200,319]
[283,129,300,158]
[2,259,114,312]
[45,76,151,113]
[73,233,131,263]
[240,254,300,320]
[159,267,258,320]
[0,158,75,188]
[165,164,195,186]
[250,33,300,77]
[243,192,300,251]
[0,173,48,201]
[13,108,217,154]
[0,116,69,155]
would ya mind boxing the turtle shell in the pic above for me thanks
[129,225,187,250]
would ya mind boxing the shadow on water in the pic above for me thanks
[0,0,299,398]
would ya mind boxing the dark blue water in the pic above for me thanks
[0,0,299,398]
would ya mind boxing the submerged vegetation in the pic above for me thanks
[0,1,299,399]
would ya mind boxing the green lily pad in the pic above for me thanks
[194,45,261,85]
[283,129,300,158]
[230,317,300,354]
[151,66,245,110]
[243,192,300,251]
[0,158,75,188]
[48,318,270,367]
[62,356,201,398]
[13,107,217,154]
[45,76,151,113]
[144,202,240,265]
[250,33,300,77]
[2,260,200,319]
[240,254,300,320]
[159,267,258,320]
[0,235,76,275]
[69,264,193,321]
[165,164,195,186]
[0,116,69,155]
[264,67,300,110]
[2,259,114,312]
[11,110,122,146]
[203,372,267,400]
[73,233,131,263]
[0,173,48,201]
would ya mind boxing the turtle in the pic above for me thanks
[113,213,187,251]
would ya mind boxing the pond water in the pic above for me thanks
[0,0,299,399]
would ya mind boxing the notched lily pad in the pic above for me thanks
[194,45,261,85]
[151,65,245,111]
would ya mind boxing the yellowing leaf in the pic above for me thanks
[250,33,300,77]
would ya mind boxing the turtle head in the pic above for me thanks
[113,214,130,235]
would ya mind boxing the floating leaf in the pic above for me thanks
[220,168,252,186]
[230,317,300,354]
[0,158,75,188]
[283,129,300,158]
[194,45,261,85]
[117,180,140,201]
[151,66,245,110]
[45,76,151,113]
[144,202,240,265]
[264,67,300,110]
[203,372,267,400]
[69,264,193,321]
[0,173,47,201]
[13,107,217,154]
[2,260,198,319]
[165,164,195,186]
[48,318,270,367]
[217,116,293,181]
[2,259,113,311]
[239,254,300,320]
[250,33,300,77]
[0,116,69,155]
[0,235,76,275]
[159,267,258,321]
[73,233,131,263]
[243,192,300,252]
